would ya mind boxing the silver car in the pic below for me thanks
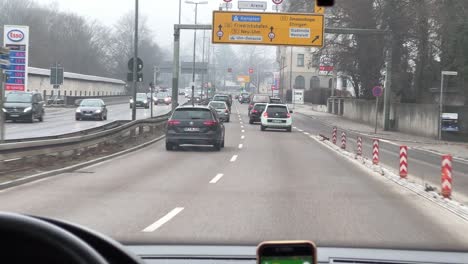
[208,101,230,122]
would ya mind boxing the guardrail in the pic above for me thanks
[0,112,171,164]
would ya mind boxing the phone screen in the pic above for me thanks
[260,256,314,264]
[258,242,316,264]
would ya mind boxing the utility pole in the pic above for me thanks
[383,34,393,131]
[172,26,181,110]
[201,30,206,99]
[131,0,139,121]
[289,47,294,107]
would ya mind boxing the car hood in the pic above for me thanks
[78,107,101,111]
[4,102,31,108]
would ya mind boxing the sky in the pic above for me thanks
[34,0,280,51]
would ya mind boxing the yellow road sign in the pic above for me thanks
[314,1,325,14]
[237,75,251,83]
[212,11,324,47]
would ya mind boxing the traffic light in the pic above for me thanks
[0,47,10,70]
[127,72,143,82]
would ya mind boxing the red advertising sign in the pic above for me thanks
[319,65,334,72]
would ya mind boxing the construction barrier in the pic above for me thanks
[399,146,408,178]
[332,127,337,144]
[341,132,346,149]
[357,136,362,156]
[441,154,453,199]
[372,139,379,165]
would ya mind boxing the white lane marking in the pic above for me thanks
[240,121,243,124]
[241,135,245,139]
[142,207,184,232]
[230,155,238,162]
[241,130,245,133]
[303,132,310,135]
[297,129,304,132]
[293,126,298,129]
[238,144,243,149]
[241,125,244,128]
[210,173,224,184]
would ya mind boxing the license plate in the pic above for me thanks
[272,120,283,123]
[184,127,200,132]
[10,114,19,117]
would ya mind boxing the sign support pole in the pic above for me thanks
[0,70,5,142]
[374,96,379,134]
[132,0,139,121]
[172,27,180,110]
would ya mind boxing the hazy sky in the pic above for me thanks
[34,0,279,50]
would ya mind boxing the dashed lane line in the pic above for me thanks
[239,144,243,149]
[142,207,184,232]
[209,173,224,184]
[230,155,238,162]
[241,135,245,139]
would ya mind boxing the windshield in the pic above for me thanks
[5,93,32,103]
[3,0,468,254]
[79,100,102,107]
[209,102,226,109]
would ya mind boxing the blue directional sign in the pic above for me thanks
[232,15,261,22]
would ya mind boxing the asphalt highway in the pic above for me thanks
[0,102,468,251]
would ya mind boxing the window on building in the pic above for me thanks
[294,75,305,89]
[310,76,320,89]
[297,54,304,67]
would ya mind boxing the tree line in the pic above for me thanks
[0,0,166,88]
[286,0,468,104]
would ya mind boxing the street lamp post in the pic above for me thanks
[185,0,208,105]
[439,70,458,140]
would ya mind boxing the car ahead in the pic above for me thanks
[270,97,282,104]
[3,91,45,123]
[239,93,250,104]
[130,93,149,109]
[212,94,231,111]
[155,92,170,105]
[208,101,230,122]
[249,103,267,124]
[248,94,270,116]
[166,105,225,151]
[46,95,65,105]
[260,104,293,132]
[75,99,107,121]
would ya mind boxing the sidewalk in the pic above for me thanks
[291,104,468,160]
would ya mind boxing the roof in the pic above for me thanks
[28,67,125,85]
[177,105,211,109]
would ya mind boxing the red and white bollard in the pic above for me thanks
[441,154,453,199]
[399,146,408,178]
[357,136,362,156]
[341,132,346,149]
[372,139,379,165]
[332,127,337,144]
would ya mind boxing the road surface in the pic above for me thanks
[0,102,468,251]
[291,112,468,204]
[3,101,174,140]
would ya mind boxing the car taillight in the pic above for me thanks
[287,113,291,118]
[203,120,218,126]
[168,120,180,126]
[263,112,268,118]
[252,109,258,113]
[225,109,229,113]
[249,104,254,108]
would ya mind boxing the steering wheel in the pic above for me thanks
[0,212,108,264]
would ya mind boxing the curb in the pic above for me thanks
[0,134,166,191]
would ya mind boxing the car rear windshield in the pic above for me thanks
[252,95,270,102]
[267,105,288,115]
[136,94,146,99]
[254,104,266,111]
[213,96,228,101]
[210,102,226,109]
[6,93,32,103]
[172,109,213,120]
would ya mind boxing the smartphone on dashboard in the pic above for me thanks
[257,241,317,264]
